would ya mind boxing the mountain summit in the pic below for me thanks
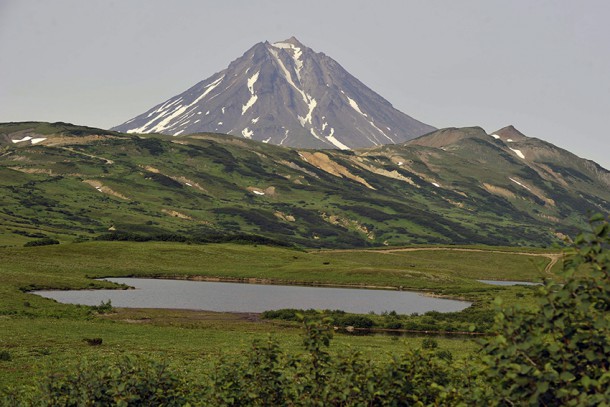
[112,37,435,149]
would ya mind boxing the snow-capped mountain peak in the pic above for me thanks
[113,37,435,149]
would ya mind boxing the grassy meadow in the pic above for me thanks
[0,240,561,388]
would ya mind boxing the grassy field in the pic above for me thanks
[0,241,560,388]
[0,310,480,389]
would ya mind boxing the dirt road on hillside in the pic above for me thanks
[314,247,562,275]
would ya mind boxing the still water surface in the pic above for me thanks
[33,277,471,314]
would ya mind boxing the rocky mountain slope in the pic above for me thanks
[113,37,435,149]
[1,122,608,248]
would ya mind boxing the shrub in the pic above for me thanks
[23,238,59,247]
[422,338,439,349]
[146,172,183,189]
[0,350,11,361]
[384,321,403,329]
[23,356,189,406]
[475,214,610,405]
[83,338,103,346]
[135,137,165,156]
[334,315,374,329]
[90,300,113,314]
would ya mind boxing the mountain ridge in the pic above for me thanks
[1,121,608,248]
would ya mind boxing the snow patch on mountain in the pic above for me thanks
[298,98,317,127]
[272,41,304,81]
[509,148,525,159]
[343,92,368,118]
[11,136,47,145]
[280,129,289,145]
[341,91,393,144]
[269,48,300,98]
[509,177,531,191]
[369,121,395,143]
[269,46,316,125]
[309,128,324,142]
[242,128,254,139]
[128,76,224,134]
[242,71,260,115]
[326,131,350,150]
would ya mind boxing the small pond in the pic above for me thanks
[477,280,541,286]
[33,277,471,314]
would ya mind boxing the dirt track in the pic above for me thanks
[314,247,562,275]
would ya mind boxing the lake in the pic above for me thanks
[33,277,471,314]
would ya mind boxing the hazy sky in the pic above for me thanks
[1,0,608,169]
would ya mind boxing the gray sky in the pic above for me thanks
[1,0,609,169]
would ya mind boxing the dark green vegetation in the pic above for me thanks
[262,307,494,333]
[1,122,608,248]
[478,214,610,405]
[2,217,609,405]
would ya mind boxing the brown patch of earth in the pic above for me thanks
[483,183,515,199]
[298,151,374,189]
[161,209,193,220]
[82,179,129,200]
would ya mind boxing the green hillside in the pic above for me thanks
[1,121,608,248]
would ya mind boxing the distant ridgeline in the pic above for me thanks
[0,121,609,248]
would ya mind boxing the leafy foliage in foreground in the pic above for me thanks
[4,318,463,406]
[3,215,609,406]
[3,356,189,407]
[475,213,610,405]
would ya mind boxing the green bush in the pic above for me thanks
[0,350,11,361]
[334,314,374,329]
[23,238,59,247]
[8,316,463,406]
[474,214,610,405]
[200,314,463,405]
[422,338,439,349]
[89,299,113,314]
[384,321,403,329]
[18,356,189,406]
